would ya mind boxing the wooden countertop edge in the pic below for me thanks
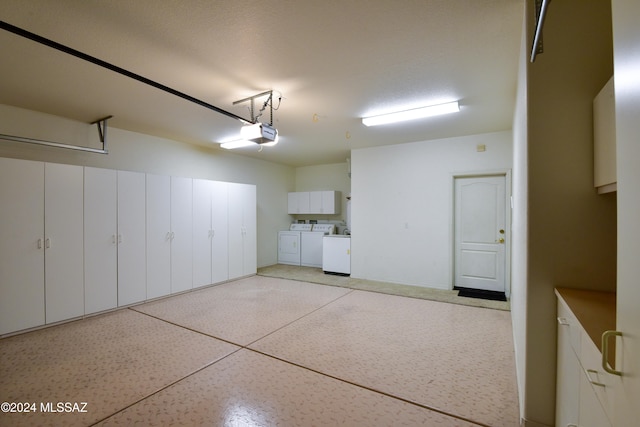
[555,287,616,353]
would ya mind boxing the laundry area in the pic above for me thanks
[279,190,351,275]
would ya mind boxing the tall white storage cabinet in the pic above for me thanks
[211,181,229,284]
[84,167,118,315]
[193,179,230,288]
[228,183,257,280]
[146,174,171,299]
[0,158,45,335]
[170,176,193,294]
[44,163,84,324]
[193,179,213,288]
[117,170,147,306]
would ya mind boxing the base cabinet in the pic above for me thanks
[556,289,616,427]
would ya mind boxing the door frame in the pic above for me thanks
[450,169,512,298]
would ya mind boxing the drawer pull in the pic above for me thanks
[557,317,570,326]
[602,330,623,376]
[585,369,606,387]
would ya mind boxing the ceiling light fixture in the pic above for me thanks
[361,101,460,127]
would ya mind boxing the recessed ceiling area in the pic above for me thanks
[0,0,523,167]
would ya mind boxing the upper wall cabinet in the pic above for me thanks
[594,76,616,194]
[288,191,341,214]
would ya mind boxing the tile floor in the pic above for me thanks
[0,276,519,426]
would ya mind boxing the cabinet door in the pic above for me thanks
[211,181,229,284]
[84,167,118,314]
[0,158,45,335]
[146,174,171,299]
[322,190,340,214]
[228,183,256,279]
[44,163,84,324]
[556,309,580,427]
[193,179,213,288]
[287,192,298,214]
[298,191,310,214]
[117,170,147,306]
[170,176,193,293]
[309,191,323,213]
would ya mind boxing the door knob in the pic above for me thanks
[499,229,505,234]
[499,238,505,243]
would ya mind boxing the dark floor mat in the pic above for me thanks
[455,287,507,301]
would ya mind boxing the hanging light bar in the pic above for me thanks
[362,101,460,127]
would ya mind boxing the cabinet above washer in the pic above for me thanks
[288,191,341,214]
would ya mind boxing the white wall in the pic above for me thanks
[0,104,295,268]
[351,131,512,289]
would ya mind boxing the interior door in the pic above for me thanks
[454,175,507,292]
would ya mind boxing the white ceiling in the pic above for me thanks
[0,0,524,167]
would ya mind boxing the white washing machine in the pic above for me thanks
[278,223,312,265]
[300,223,335,268]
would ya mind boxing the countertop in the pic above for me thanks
[555,287,616,354]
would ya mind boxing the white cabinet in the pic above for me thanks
[117,170,147,306]
[1,157,258,335]
[288,191,310,214]
[84,167,118,315]
[555,289,617,427]
[288,191,340,214]
[146,174,171,299]
[211,181,229,284]
[0,158,45,335]
[193,179,230,287]
[193,179,214,288]
[44,163,84,324]
[228,183,256,279]
[170,176,193,294]
[309,190,341,214]
[594,76,616,193]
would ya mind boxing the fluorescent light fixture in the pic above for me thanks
[220,139,256,149]
[362,101,460,127]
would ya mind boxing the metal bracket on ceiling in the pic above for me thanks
[232,90,275,125]
[92,115,112,149]
[0,115,113,154]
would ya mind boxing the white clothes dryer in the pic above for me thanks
[278,223,312,265]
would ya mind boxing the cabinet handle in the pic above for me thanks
[557,317,570,326]
[45,238,51,249]
[37,238,43,249]
[171,231,175,240]
[118,234,123,244]
[166,232,171,240]
[112,234,116,244]
[602,330,623,376]
[585,369,606,387]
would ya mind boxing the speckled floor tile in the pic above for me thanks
[250,290,519,427]
[97,349,480,427]
[0,309,239,427]
[132,275,352,345]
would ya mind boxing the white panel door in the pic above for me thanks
[193,179,213,288]
[0,158,45,335]
[170,176,193,293]
[44,163,84,324]
[146,174,171,299]
[84,167,118,314]
[211,181,229,284]
[117,170,147,306]
[454,175,506,292]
